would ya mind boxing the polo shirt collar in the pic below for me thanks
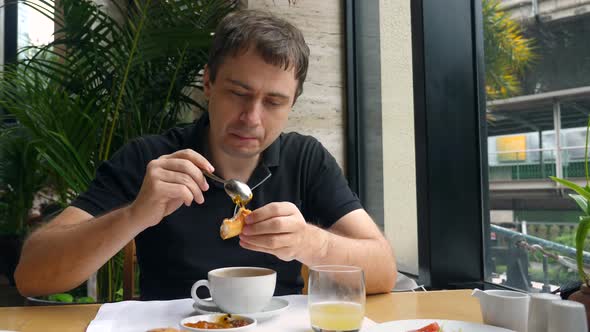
[261,134,280,168]
[191,113,280,188]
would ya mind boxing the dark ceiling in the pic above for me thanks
[487,99,590,136]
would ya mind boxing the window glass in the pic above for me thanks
[0,1,4,65]
[484,0,590,292]
[17,0,53,58]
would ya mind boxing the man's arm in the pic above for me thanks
[14,206,143,297]
[239,203,397,294]
[15,149,214,297]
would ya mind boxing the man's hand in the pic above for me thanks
[239,202,315,261]
[129,149,214,228]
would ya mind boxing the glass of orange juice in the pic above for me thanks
[308,265,365,332]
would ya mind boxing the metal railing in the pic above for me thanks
[488,146,588,181]
[490,224,590,292]
[492,224,590,263]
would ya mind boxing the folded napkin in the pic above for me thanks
[87,295,375,332]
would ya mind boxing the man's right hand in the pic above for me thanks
[129,149,215,228]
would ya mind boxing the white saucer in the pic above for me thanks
[192,298,289,322]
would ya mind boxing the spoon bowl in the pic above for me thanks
[203,171,253,204]
[225,179,253,204]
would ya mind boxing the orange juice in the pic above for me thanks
[310,301,364,332]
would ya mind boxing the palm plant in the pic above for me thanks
[0,123,44,236]
[483,0,536,100]
[0,0,236,301]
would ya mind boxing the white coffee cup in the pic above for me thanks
[547,300,588,332]
[191,266,276,314]
[472,288,530,332]
[527,293,561,332]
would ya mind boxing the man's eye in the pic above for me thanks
[266,99,283,106]
[231,91,247,97]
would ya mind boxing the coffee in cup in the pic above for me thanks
[191,266,276,314]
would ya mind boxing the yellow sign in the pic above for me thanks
[497,135,526,161]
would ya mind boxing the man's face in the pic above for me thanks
[204,48,298,160]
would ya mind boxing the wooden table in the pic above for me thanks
[0,289,481,331]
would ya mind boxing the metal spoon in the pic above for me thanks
[202,171,253,204]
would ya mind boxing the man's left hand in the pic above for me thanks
[239,202,310,261]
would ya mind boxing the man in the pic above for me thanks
[15,9,396,300]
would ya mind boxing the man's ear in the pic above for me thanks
[203,64,211,99]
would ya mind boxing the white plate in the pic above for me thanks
[180,313,256,331]
[192,298,289,322]
[363,319,515,332]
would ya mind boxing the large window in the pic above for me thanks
[1,0,4,66]
[1,1,53,64]
[17,0,54,59]
[484,1,590,292]
[362,0,590,292]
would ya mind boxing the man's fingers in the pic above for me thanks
[158,170,204,204]
[161,181,194,206]
[162,149,214,173]
[241,216,294,235]
[239,233,292,250]
[246,202,296,225]
[160,158,209,193]
[239,236,296,262]
[239,239,273,255]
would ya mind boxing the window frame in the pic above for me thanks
[411,0,490,289]
[3,1,17,65]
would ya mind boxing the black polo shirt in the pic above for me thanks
[71,114,362,300]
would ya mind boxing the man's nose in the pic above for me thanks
[239,99,263,126]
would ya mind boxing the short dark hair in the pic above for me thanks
[208,9,310,99]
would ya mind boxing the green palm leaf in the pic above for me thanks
[0,0,238,300]
[483,0,536,99]
[1,0,237,301]
[577,217,590,284]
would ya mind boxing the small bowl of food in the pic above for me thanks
[180,313,256,331]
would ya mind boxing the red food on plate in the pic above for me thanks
[407,322,441,332]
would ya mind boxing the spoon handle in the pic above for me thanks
[202,171,226,184]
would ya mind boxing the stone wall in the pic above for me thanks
[245,0,347,167]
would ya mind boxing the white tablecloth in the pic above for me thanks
[86,295,376,332]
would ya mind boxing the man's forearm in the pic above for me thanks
[15,206,143,297]
[299,225,397,294]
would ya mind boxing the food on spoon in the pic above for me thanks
[184,314,251,329]
[407,322,442,332]
[220,207,251,240]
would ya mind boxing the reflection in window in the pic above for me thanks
[484,0,590,293]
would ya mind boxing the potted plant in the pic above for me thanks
[550,121,590,325]
[0,0,236,302]
[0,125,44,288]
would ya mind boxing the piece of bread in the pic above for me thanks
[220,207,252,240]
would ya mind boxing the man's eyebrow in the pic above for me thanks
[227,78,252,90]
[267,92,290,100]
[226,78,290,100]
